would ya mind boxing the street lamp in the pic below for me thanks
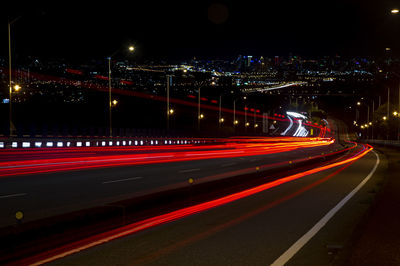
[197,81,208,131]
[108,45,135,137]
[391,9,399,14]
[8,16,21,137]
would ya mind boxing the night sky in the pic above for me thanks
[2,0,400,60]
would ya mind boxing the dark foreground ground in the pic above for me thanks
[347,145,400,266]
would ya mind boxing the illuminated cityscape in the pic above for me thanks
[0,1,400,266]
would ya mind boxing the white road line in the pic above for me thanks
[0,155,174,169]
[102,177,143,184]
[179,168,200,173]
[271,151,380,266]
[221,163,236,167]
[185,151,244,157]
[0,193,27,199]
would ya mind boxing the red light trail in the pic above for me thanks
[0,138,334,178]
[19,143,372,266]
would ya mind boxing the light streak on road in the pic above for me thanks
[21,143,373,266]
[0,137,334,178]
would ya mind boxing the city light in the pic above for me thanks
[245,122,250,127]
[112,100,118,106]
[357,102,361,106]
[234,120,239,125]
[14,85,21,91]
[391,9,399,14]
[383,116,387,120]
[219,118,224,123]
[128,46,135,52]
[393,111,398,116]
[169,109,174,115]
[199,114,204,119]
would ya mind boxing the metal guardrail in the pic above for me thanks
[363,139,400,148]
[0,137,218,149]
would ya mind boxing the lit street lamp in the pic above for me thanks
[8,16,21,137]
[108,45,135,137]
[391,9,399,14]
[197,82,208,131]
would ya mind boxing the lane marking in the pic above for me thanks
[185,151,244,157]
[271,151,380,266]
[102,177,143,184]
[0,193,27,199]
[24,144,372,266]
[221,163,236,167]
[0,155,175,169]
[179,168,200,173]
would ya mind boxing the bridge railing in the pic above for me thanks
[362,139,400,148]
[0,136,220,149]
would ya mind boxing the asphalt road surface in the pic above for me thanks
[0,138,339,227]
[46,146,383,266]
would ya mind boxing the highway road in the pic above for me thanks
[40,143,383,266]
[0,137,337,227]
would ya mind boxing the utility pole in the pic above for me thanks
[8,17,21,136]
[166,75,170,131]
[8,21,12,136]
[108,58,112,137]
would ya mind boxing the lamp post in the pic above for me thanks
[390,8,400,139]
[356,100,373,139]
[218,95,223,127]
[197,82,207,131]
[166,75,171,131]
[8,16,21,137]
[107,45,134,137]
[198,86,201,131]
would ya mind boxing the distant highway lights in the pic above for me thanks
[391,8,399,14]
